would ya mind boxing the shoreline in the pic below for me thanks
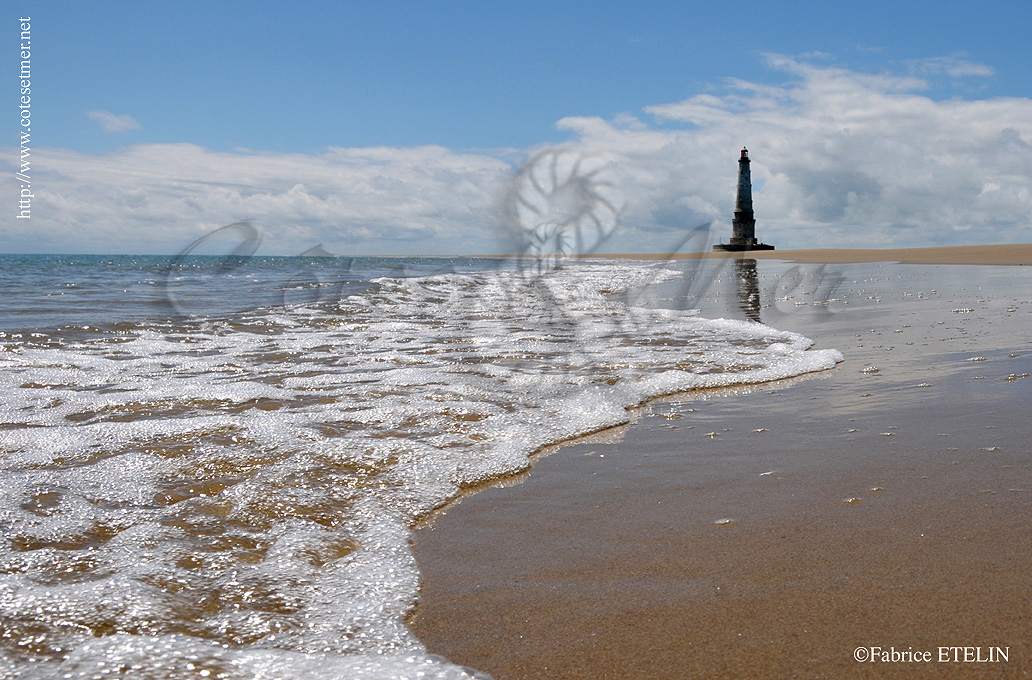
[408,258,1032,678]
[471,243,1032,266]
[588,243,1032,266]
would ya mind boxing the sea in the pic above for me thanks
[0,253,842,679]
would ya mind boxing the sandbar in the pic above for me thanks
[591,243,1032,266]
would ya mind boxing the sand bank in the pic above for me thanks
[409,259,1032,678]
[590,243,1032,266]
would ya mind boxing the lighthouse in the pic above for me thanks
[714,148,774,251]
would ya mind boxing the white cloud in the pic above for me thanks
[1,143,513,255]
[908,55,995,78]
[3,55,1031,255]
[87,110,142,133]
[580,54,1032,250]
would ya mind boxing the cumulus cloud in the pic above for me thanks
[569,54,1032,250]
[3,55,1031,255]
[1,143,512,255]
[87,110,142,133]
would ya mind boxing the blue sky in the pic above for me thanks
[4,0,1032,254]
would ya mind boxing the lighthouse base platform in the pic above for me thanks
[713,242,775,252]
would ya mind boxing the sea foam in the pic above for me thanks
[0,259,841,678]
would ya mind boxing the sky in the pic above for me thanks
[3,0,1032,255]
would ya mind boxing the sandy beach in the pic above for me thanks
[408,246,1032,678]
[594,243,1032,266]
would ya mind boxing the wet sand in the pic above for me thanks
[409,252,1032,679]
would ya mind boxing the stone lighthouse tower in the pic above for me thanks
[714,147,774,251]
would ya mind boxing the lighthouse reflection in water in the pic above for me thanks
[734,258,762,322]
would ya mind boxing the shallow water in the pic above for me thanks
[0,255,843,679]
